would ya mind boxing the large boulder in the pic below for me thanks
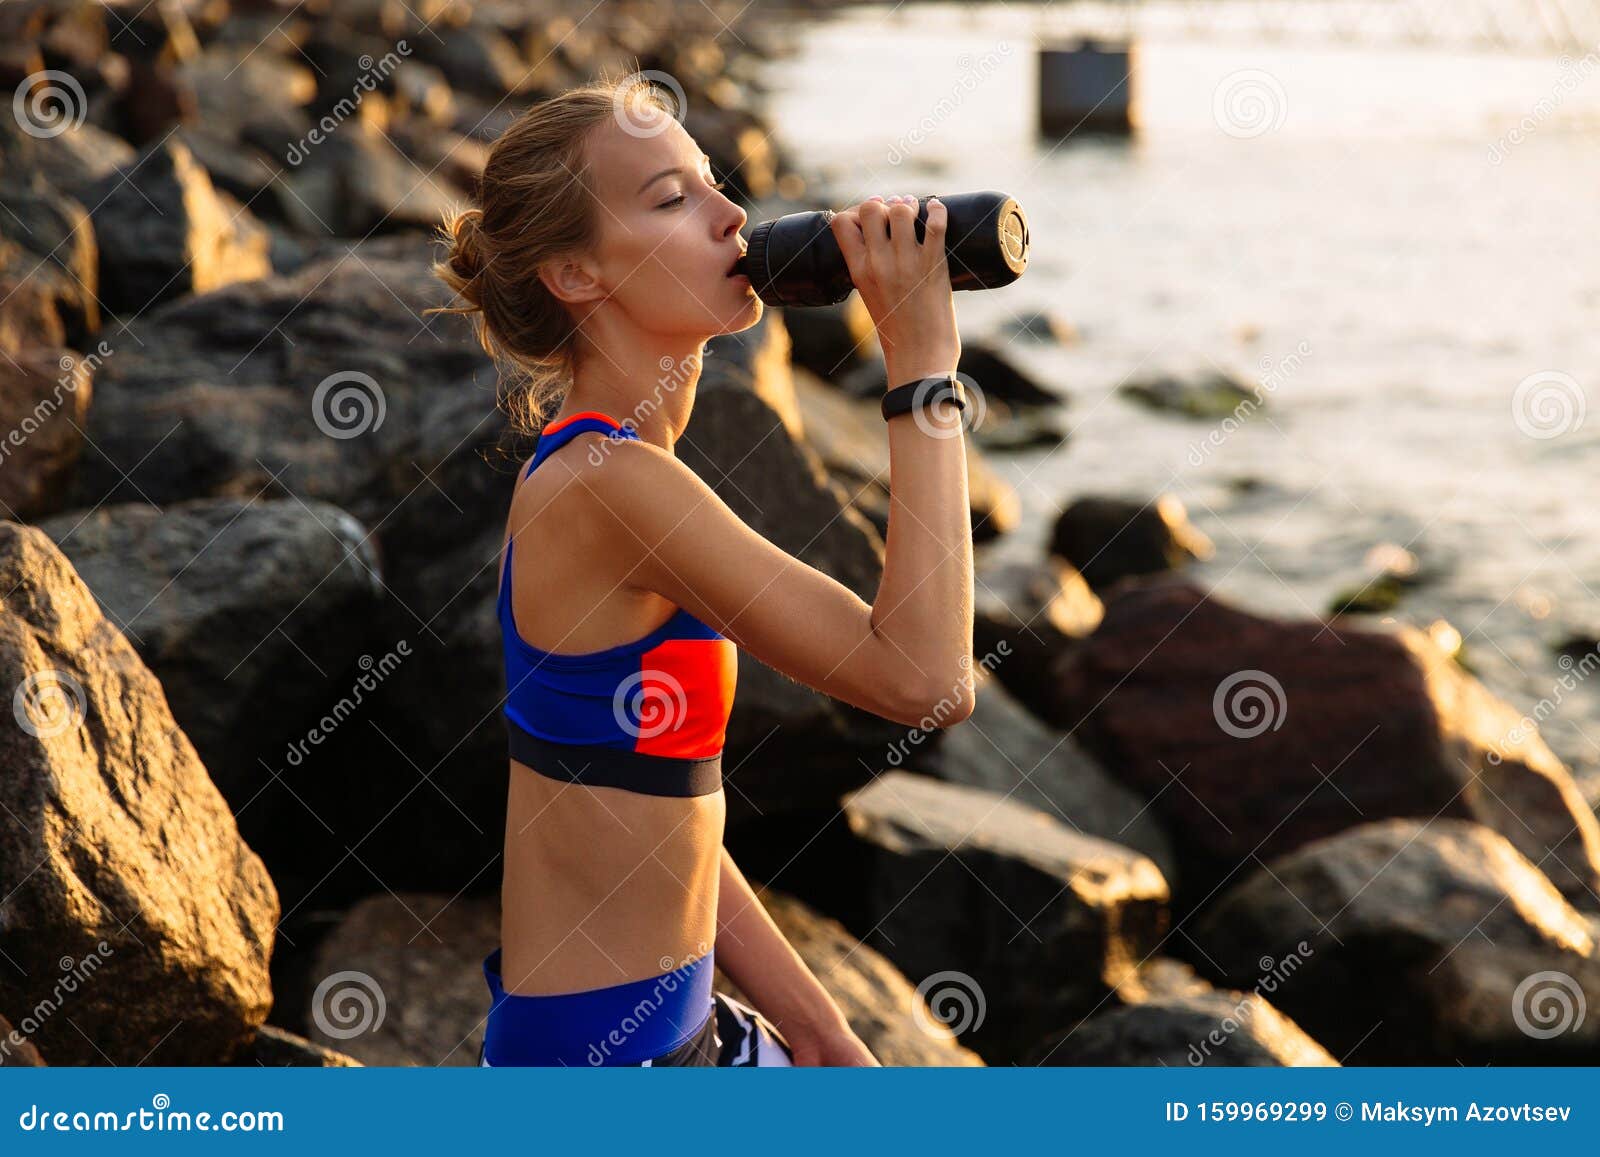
[1189,819,1600,1064]
[0,523,278,1065]
[928,666,1179,886]
[69,240,496,510]
[1027,987,1338,1067]
[1049,580,1600,912]
[36,498,386,824]
[838,771,1170,1063]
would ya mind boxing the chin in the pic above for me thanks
[711,295,764,336]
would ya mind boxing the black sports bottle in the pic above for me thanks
[733,190,1029,308]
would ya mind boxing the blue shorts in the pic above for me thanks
[478,947,793,1068]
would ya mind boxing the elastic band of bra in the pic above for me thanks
[506,719,723,797]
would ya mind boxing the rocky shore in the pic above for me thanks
[3,0,1598,1068]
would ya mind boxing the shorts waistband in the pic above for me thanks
[481,946,715,1067]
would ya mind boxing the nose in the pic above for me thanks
[719,190,747,238]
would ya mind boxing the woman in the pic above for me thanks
[431,73,974,1067]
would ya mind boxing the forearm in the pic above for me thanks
[870,353,975,706]
[713,847,849,1038]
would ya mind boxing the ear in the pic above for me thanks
[538,253,606,306]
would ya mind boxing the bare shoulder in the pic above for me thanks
[548,433,712,524]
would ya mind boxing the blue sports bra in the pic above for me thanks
[498,411,738,798]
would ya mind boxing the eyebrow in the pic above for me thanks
[637,154,714,195]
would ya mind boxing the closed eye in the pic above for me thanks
[659,180,727,209]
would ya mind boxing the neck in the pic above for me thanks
[565,330,705,452]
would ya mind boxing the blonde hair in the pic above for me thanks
[429,66,678,435]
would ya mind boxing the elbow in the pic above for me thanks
[887,674,976,731]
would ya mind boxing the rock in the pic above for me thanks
[972,555,1101,723]
[839,771,1170,1063]
[790,367,1021,543]
[0,346,92,520]
[0,173,99,343]
[686,105,780,204]
[1120,368,1261,420]
[929,667,1179,886]
[715,889,984,1066]
[1189,819,1600,1064]
[999,308,1079,345]
[841,342,1063,410]
[0,237,67,354]
[1049,494,1215,593]
[0,1014,45,1066]
[71,242,493,509]
[778,296,878,381]
[82,137,272,314]
[297,120,463,237]
[233,1024,362,1067]
[1027,988,1338,1066]
[1049,580,1600,913]
[704,305,800,436]
[35,498,386,825]
[0,522,279,1065]
[304,892,499,1066]
[679,377,911,824]
[416,24,538,98]
[178,45,317,148]
[0,120,135,196]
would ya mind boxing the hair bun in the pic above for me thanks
[437,206,489,309]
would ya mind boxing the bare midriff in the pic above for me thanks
[497,757,726,997]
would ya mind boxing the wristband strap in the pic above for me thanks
[881,375,967,423]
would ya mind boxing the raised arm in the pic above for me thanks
[572,194,973,728]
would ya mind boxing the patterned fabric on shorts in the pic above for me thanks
[478,990,795,1067]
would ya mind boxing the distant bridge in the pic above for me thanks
[888,0,1600,56]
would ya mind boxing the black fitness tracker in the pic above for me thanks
[882,375,968,425]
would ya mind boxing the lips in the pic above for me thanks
[725,250,747,278]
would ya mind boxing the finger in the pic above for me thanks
[885,198,921,271]
[857,198,891,258]
[828,208,868,276]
